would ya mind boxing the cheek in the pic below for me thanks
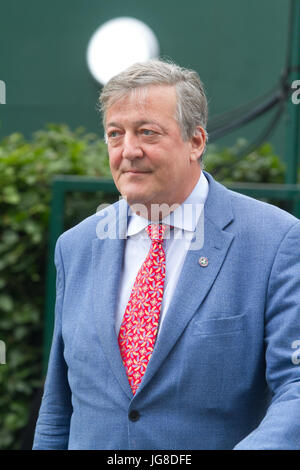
[108,150,121,172]
[160,154,185,178]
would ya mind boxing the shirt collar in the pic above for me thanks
[127,171,209,237]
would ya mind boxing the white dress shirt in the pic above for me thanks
[115,171,209,336]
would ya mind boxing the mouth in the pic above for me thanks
[123,170,151,175]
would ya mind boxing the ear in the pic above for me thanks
[190,126,206,162]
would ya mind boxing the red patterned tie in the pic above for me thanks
[118,224,166,395]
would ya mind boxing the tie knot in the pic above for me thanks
[145,224,166,243]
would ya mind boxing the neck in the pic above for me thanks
[129,171,202,221]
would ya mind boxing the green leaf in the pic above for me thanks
[0,295,14,312]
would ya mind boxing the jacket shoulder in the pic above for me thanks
[204,171,299,233]
[228,187,299,231]
[58,199,123,250]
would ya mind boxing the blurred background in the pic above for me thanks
[0,0,292,152]
[0,0,299,450]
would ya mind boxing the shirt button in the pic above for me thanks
[129,410,140,422]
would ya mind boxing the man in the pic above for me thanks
[33,59,300,450]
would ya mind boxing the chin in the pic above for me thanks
[120,184,149,203]
[121,190,152,214]
[123,192,149,206]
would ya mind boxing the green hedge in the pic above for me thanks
[0,124,110,449]
[0,124,286,449]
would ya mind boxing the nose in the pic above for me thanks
[122,133,143,160]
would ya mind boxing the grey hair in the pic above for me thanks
[99,59,208,150]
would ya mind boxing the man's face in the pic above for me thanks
[105,85,205,218]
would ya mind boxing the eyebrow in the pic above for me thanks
[106,120,165,130]
[106,122,122,129]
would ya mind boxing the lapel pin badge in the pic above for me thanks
[199,256,209,267]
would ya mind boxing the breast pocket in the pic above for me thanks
[179,313,246,409]
[192,313,246,336]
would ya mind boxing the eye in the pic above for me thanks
[141,129,155,136]
[108,130,120,138]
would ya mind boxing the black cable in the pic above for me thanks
[207,0,295,150]
[208,88,283,142]
[208,83,279,129]
[210,101,286,179]
[236,100,286,158]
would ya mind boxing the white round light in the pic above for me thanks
[87,17,160,85]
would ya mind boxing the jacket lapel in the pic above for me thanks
[92,199,133,399]
[136,173,236,394]
[92,174,236,398]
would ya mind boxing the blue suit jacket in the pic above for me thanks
[33,172,300,450]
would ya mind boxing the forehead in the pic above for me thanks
[105,85,177,125]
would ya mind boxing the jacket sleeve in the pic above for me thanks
[33,237,72,450]
[234,221,300,449]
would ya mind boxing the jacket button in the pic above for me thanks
[129,410,140,422]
